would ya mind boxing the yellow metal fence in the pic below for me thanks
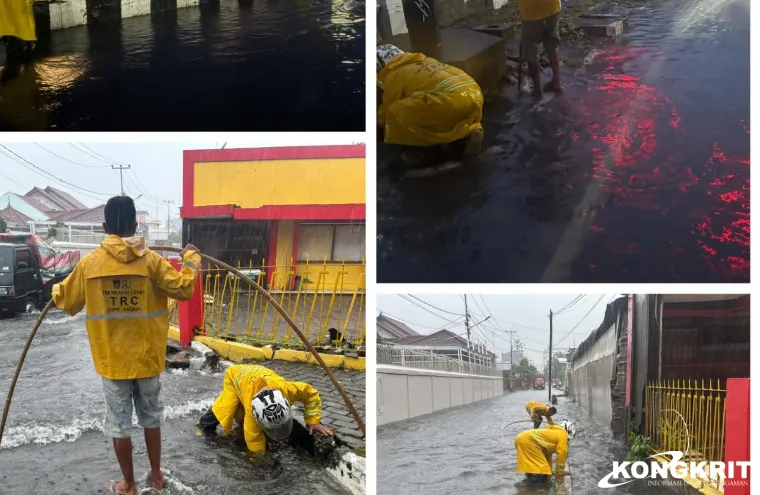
[169,260,366,348]
[645,379,726,490]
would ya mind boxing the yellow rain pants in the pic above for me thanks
[378,52,483,147]
[211,364,323,453]
[525,400,554,423]
[515,424,568,476]
[0,0,37,42]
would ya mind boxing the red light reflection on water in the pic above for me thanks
[570,47,749,279]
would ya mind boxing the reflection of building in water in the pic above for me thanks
[181,145,366,292]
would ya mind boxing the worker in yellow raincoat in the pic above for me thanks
[52,195,201,495]
[377,44,484,165]
[0,0,37,59]
[515,420,576,483]
[198,364,333,458]
[525,400,557,428]
[518,0,563,98]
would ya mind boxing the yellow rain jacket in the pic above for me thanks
[0,0,37,41]
[52,236,200,380]
[515,424,568,476]
[378,52,483,147]
[526,400,554,422]
[518,0,561,22]
[212,364,322,453]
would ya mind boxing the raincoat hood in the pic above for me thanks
[101,235,148,263]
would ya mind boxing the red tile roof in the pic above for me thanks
[0,205,33,227]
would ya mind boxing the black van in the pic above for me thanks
[0,242,46,318]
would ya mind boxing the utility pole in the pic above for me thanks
[548,310,553,402]
[163,200,174,242]
[111,165,131,196]
[464,294,471,369]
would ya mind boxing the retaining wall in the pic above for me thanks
[377,365,503,426]
[33,0,203,33]
[571,323,616,427]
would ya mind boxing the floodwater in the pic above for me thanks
[377,389,673,495]
[377,0,750,283]
[0,311,349,494]
[0,0,365,131]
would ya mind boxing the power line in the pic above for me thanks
[554,295,587,316]
[407,294,464,316]
[397,295,466,321]
[33,144,110,168]
[554,294,608,347]
[0,146,116,200]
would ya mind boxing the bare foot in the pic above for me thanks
[152,470,165,490]
[106,480,138,495]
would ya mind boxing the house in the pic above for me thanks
[376,312,420,341]
[391,329,497,368]
[25,186,87,213]
[0,204,34,232]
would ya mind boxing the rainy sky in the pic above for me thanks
[377,294,621,365]
[0,135,364,218]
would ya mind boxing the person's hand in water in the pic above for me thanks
[308,424,333,437]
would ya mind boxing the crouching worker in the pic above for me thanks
[0,0,37,60]
[526,400,557,428]
[515,420,576,483]
[198,364,334,461]
[377,44,484,165]
[52,195,201,495]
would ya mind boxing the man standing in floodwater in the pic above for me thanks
[518,0,563,98]
[52,195,201,495]
[525,401,556,428]
[198,364,334,459]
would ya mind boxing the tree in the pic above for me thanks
[0,216,6,233]
[168,231,182,245]
[512,357,538,377]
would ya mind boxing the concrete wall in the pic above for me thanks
[377,365,503,426]
[34,0,202,33]
[377,0,510,38]
[571,323,616,428]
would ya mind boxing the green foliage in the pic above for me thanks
[627,428,655,462]
[356,444,366,457]
[512,357,538,376]
[168,231,182,244]
[0,216,6,233]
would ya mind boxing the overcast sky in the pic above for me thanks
[0,136,363,219]
[377,294,620,364]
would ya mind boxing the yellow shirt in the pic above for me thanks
[518,0,561,22]
[53,236,200,380]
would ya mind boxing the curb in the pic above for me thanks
[168,325,366,371]
[327,451,366,495]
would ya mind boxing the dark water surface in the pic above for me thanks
[378,390,673,495]
[377,0,749,283]
[0,0,365,131]
[0,311,348,494]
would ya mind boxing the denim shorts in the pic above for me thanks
[102,376,164,438]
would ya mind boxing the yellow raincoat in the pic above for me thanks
[0,0,37,41]
[515,424,568,476]
[378,52,483,147]
[518,0,561,21]
[526,400,554,422]
[52,236,201,380]
[211,364,323,453]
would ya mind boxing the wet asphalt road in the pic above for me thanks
[0,311,349,494]
[377,0,750,283]
[377,389,674,495]
[0,0,365,131]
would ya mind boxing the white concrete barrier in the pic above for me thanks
[377,365,504,426]
[35,0,201,32]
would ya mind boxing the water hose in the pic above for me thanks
[0,248,365,449]
[152,247,365,437]
[501,419,546,445]
[0,298,55,447]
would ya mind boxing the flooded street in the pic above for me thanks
[377,0,749,283]
[0,0,365,131]
[0,311,349,494]
[378,390,671,495]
